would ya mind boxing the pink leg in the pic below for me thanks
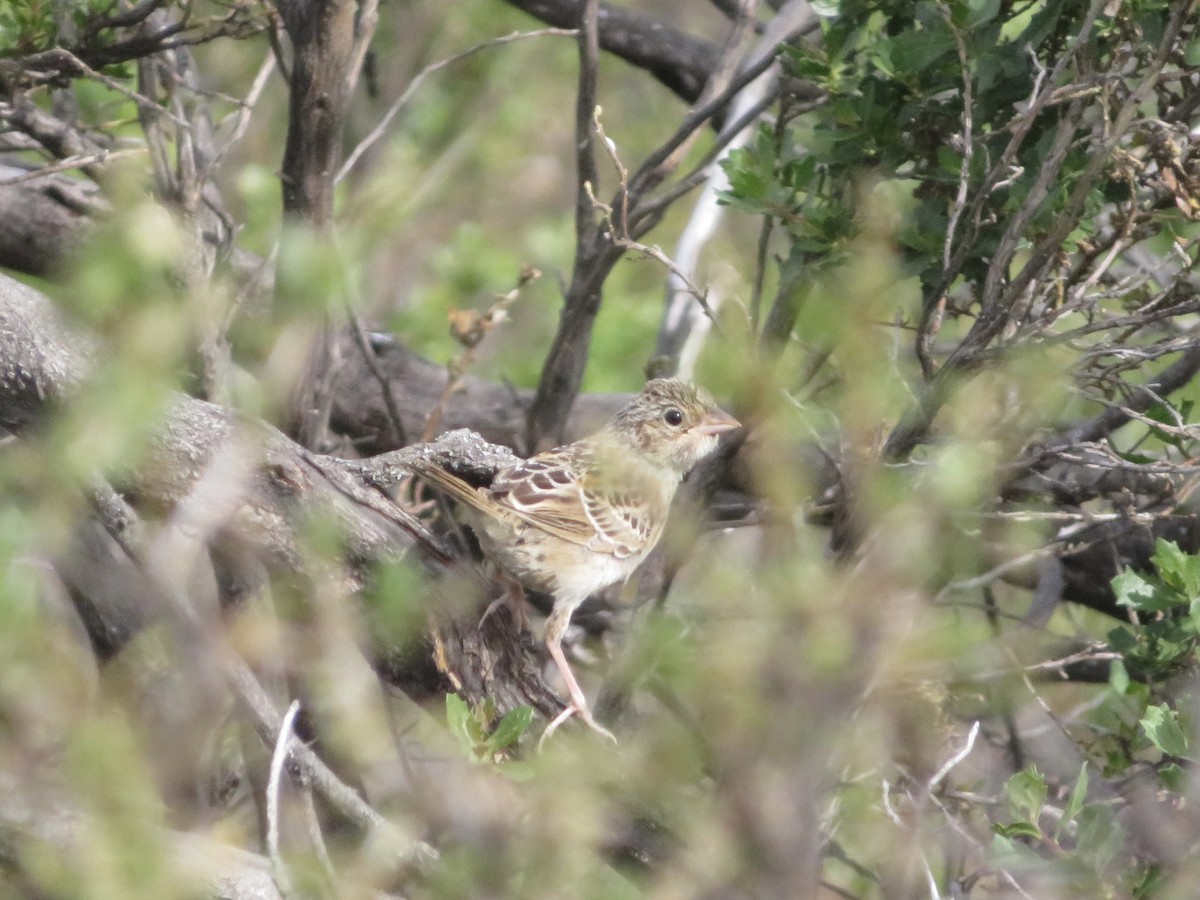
[538,605,616,748]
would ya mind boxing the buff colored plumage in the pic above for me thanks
[410,378,739,741]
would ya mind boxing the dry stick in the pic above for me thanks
[87,0,166,32]
[573,0,603,251]
[886,2,1186,460]
[1000,301,1200,354]
[85,478,437,876]
[0,148,147,185]
[277,0,358,449]
[990,4,1195,326]
[336,33,574,446]
[347,311,408,446]
[20,47,190,125]
[345,0,380,95]
[917,10,975,378]
[879,777,942,899]
[584,172,720,334]
[975,96,1083,320]
[630,91,823,231]
[266,16,293,84]
[337,28,577,183]
[903,720,981,900]
[982,585,1026,772]
[523,0,604,450]
[623,42,784,207]
[211,52,277,167]
[916,0,1107,367]
[940,9,974,275]
[938,0,1102,288]
[528,10,808,443]
[627,2,763,201]
[267,699,302,897]
[653,0,805,375]
[299,782,339,890]
[966,1,1188,366]
[1051,343,1200,448]
[420,271,536,443]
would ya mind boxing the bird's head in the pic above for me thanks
[609,378,740,475]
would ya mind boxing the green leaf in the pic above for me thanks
[1005,767,1046,822]
[1130,862,1168,899]
[1112,569,1158,611]
[1159,762,1188,793]
[1109,659,1129,695]
[1141,703,1190,759]
[486,705,534,755]
[446,694,479,757]
[1186,38,1200,67]
[1057,762,1089,839]
[1075,804,1124,874]
[782,48,830,81]
[966,0,1001,28]
[872,28,955,76]
[1107,626,1137,653]
[1152,539,1200,598]
[992,821,1041,840]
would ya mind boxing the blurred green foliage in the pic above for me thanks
[3,0,1200,897]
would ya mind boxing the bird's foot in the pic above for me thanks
[479,571,528,632]
[478,596,529,633]
[537,701,617,751]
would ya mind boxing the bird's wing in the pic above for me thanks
[491,444,650,559]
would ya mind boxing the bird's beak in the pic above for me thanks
[695,408,740,436]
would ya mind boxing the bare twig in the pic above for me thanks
[421,269,539,443]
[345,0,380,94]
[0,148,147,185]
[348,310,408,446]
[18,47,190,125]
[84,469,438,876]
[928,720,980,792]
[212,52,277,165]
[337,28,577,182]
[267,699,302,897]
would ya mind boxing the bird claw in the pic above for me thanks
[537,703,617,751]
[479,573,529,631]
[478,596,528,634]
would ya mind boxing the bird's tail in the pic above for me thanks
[406,459,493,514]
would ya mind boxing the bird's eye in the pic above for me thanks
[663,407,684,427]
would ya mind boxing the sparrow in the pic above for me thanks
[408,378,740,742]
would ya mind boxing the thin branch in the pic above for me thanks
[0,148,146,185]
[84,474,437,876]
[348,309,408,445]
[267,699,302,897]
[337,28,577,183]
[345,0,380,94]
[927,720,980,792]
[20,47,190,125]
[212,52,277,166]
[573,0,602,252]
[500,0,720,103]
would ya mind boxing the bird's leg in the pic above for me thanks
[478,564,529,632]
[538,604,616,748]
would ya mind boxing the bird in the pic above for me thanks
[408,378,740,743]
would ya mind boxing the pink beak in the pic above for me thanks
[696,408,741,436]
